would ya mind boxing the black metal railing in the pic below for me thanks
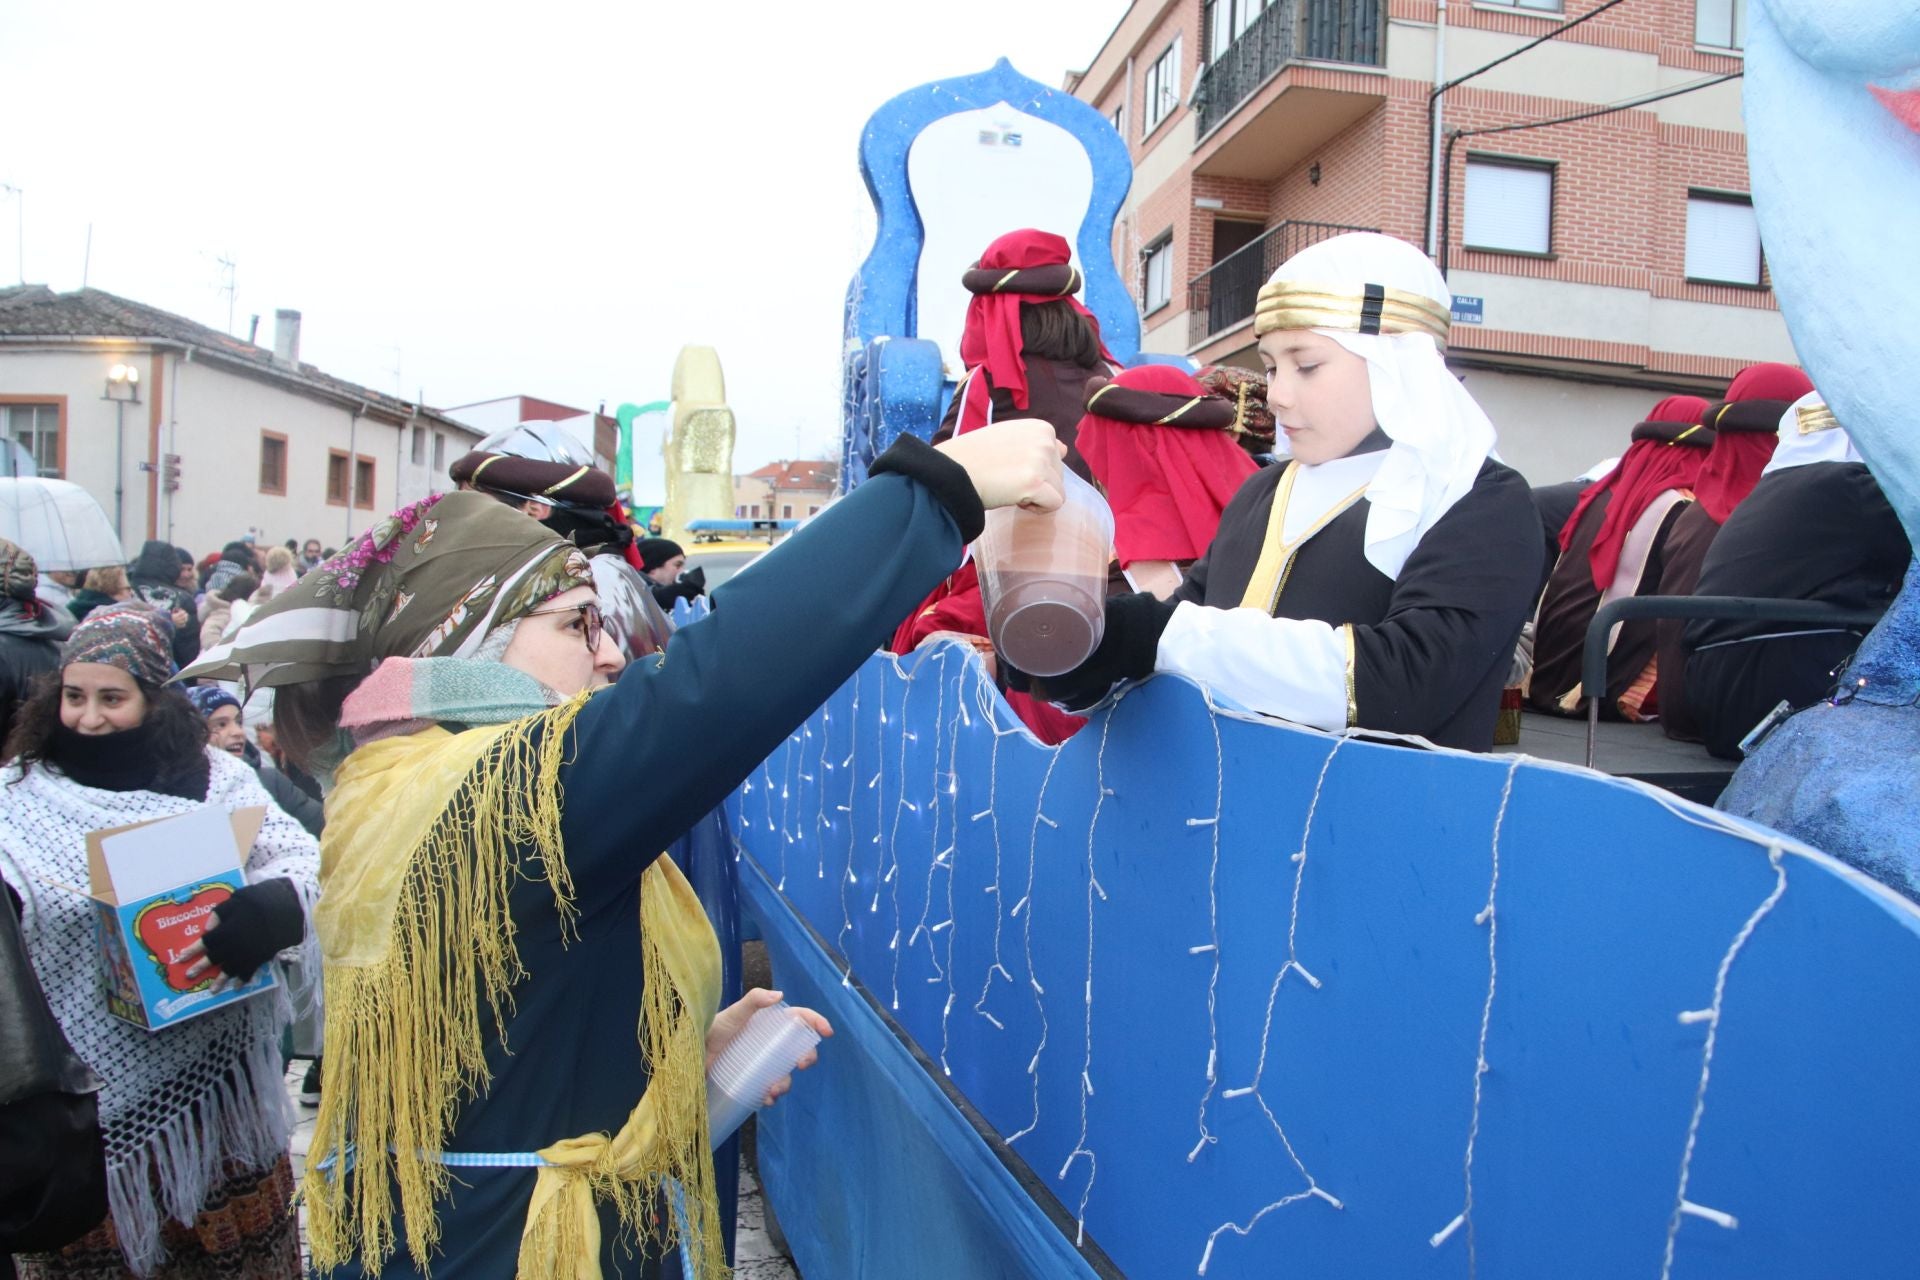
[1187,218,1375,346]
[1192,0,1386,137]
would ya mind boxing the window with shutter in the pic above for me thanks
[1142,236,1174,312]
[1695,0,1746,49]
[1685,193,1763,285]
[1463,159,1554,256]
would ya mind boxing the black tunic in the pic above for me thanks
[1682,461,1911,758]
[1173,457,1542,751]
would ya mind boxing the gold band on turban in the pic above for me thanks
[1254,279,1452,345]
[1795,402,1840,435]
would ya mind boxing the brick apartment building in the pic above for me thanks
[1067,0,1789,481]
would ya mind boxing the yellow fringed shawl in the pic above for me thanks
[304,698,727,1279]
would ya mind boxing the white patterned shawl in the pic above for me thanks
[0,747,320,1275]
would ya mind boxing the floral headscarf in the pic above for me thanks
[178,491,592,693]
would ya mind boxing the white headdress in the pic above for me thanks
[1256,232,1497,579]
[1761,390,1864,475]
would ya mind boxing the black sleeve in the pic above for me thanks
[557,444,975,892]
[1350,465,1544,736]
[1171,549,1210,607]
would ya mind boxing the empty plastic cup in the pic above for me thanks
[706,1001,823,1147]
[975,468,1115,678]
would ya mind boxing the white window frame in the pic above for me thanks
[1142,235,1174,313]
[1463,155,1555,257]
[1694,0,1747,50]
[432,431,447,470]
[1143,37,1182,134]
[1684,190,1764,286]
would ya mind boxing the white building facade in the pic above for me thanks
[0,288,481,561]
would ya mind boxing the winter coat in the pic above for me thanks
[65,589,120,623]
[0,600,67,741]
[127,540,200,670]
[199,597,234,653]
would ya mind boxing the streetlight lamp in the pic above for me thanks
[104,361,141,539]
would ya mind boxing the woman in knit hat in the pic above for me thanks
[1028,232,1544,752]
[1,537,69,741]
[181,423,1064,1279]
[0,603,320,1277]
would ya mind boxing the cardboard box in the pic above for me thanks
[85,804,278,1031]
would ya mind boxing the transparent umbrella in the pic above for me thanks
[0,478,124,570]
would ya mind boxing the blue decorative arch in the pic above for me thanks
[841,57,1140,488]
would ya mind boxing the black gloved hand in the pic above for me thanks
[679,564,708,597]
[1013,591,1178,712]
[200,878,305,982]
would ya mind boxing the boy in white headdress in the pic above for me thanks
[1029,233,1542,751]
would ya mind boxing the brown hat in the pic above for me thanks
[448,421,616,508]
[0,538,37,602]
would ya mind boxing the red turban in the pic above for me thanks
[1693,362,1812,522]
[1562,395,1712,590]
[1073,364,1257,568]
[953,229,1115,435]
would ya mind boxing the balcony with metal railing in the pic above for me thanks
[1191,0,1388,180]
[1187,219,1376,349]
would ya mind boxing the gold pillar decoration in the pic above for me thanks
[661,345,737,543]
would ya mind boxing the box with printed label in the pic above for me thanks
[85,804,276,1031]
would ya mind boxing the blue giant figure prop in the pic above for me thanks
[840,59,1142,490]
[1717,2,1920,893]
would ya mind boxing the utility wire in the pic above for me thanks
[1431,0,1637,101]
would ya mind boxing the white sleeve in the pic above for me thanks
[1153,601,1351,732]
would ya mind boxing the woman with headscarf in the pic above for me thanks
[1648,361,1813,740]
[2,539,69,742]
[0,603,320,1278]
[1073,365,1258,599]
[179,424,1062,1280]
[1681,392,1912,757]
[929,228,1119,478]
[1527,395,1712,718]
[1024,233,1543,752]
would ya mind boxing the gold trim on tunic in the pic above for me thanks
[1254,280,1452,345]
[1237,464,1374,614]
[1341,623,1358,727]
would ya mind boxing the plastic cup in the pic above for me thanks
[975,468,1115,678]
[706,1001,822,1147]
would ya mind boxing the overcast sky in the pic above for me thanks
[0,0,1129,471]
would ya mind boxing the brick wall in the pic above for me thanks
[1083,0,1772,353]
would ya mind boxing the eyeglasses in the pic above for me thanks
[523,601,604,653]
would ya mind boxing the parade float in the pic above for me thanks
[717,32,1920,1280]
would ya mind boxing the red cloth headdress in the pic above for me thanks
[1692,362,1813,522]
[953,229,1116,435]
[1073,364,1257,568]
[1563,395,1712,590]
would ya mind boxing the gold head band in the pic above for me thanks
[1796,403,1840,435]
[1254,279,1451,345]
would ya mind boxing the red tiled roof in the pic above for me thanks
[748,459,840,489]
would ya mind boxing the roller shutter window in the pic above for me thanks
[1685,193,1763,286]
[1464,158,1554,256]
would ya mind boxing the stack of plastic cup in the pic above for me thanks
[706,1001,822,1147]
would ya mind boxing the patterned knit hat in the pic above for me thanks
[0,538,36,602]
[60,602,177,687]
[186,684,242,718]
